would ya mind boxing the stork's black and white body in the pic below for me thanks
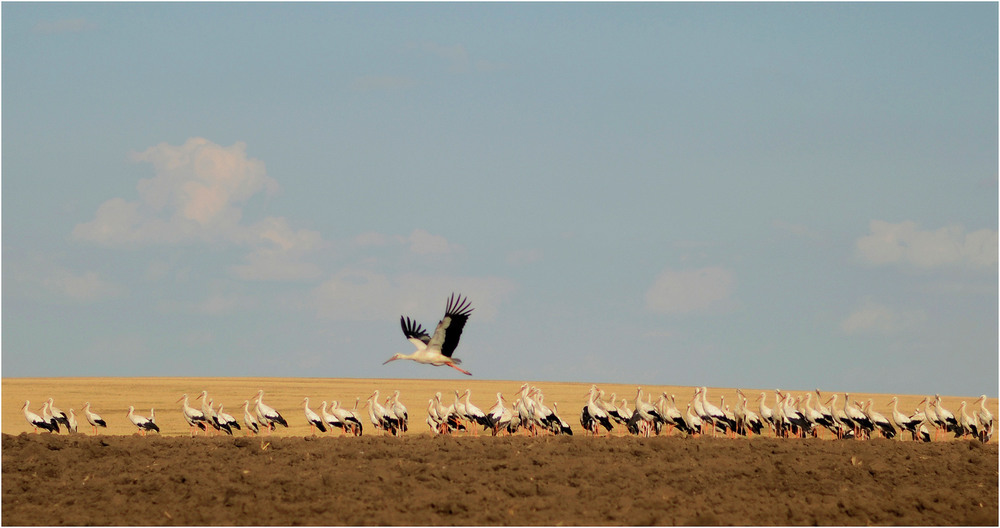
[332,400,363,436]
[47,398,71,430]
[461,389,489,434]
[242,400,260,436]
[385,293,474,376]
[387,391,408,434]
[933,395,960,437]
[319,401,343,433]
[366,390,395,435]
[217,405,240,433]
[252,389,288,433]
[956,401,979,440]
[65,409,78,434]
[177,394,209,436]
[581,386,613,435]
[82,402,107,435]
[887,396,920,439]
[41,401,61,433]
[861,399,895,439]
[487,392,513,436]
[22,401,56,433]
[127,406,159,435]
[974,395,993,443]
[303,397,327,434]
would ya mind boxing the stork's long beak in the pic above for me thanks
[382,356,399,365]
[176,395,185,403]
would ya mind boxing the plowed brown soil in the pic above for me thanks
[2,432,997,526]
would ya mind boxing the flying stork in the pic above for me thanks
[385,293,474,376]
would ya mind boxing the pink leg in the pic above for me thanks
[448,363,473,376]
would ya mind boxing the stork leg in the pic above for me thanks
[447,362,473,376]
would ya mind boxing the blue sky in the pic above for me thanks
[3,3,997,397]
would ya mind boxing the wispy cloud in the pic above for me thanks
[645,266,735,315]
[33,18,97,35]
[841,298,927,335]
[854,220,997,271]
[7,253,123,303]
[73,138,325,281]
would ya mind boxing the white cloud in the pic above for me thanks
[42,268,123,302]
[73,138,324,281]
[313,270,515,322]
[855,220,997,271]
[841,298,927,335]
[645,266,734,315]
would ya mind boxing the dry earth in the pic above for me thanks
[3,378,997,525]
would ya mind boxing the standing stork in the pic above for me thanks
[82,402,107,435]
[252,389,288,433]
[241,400,260,436]
[217,405,240,434]
[389,391,409,434]
[22,401,56,433]
[461,389,489,435]
[581,386,613,435]
[46,398,71,430]
[302,398,327,434]
[385,293,474,376]
[887,396,920,440]
[974,395,993,443]
[177,394,209,436]
[127,406,159,435]
[41,401,61,433]
[63,409,79,434]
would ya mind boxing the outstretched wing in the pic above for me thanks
[429,293,473,358]
[400,316,432,347]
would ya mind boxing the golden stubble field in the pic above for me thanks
[4,377,995,439]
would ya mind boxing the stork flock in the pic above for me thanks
[19,387,995,444]
[576,386,995,444]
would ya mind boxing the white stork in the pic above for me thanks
[46,398,71,430]
[486,392,513,436]
[241,400,260,436]
[252,389,288,433]
[347,397,364,436]
[974,395,993,443]
[389,391,409,434]
[177,394,209,436]
[581,386,613,435]
[217,405,240,434]
[426,398,443,435]
[887,396,920,439]
[41,401,61,433]
[385,293,474,376]
[933,395,960,436]
[366,390,394,435]
[331,400,363,436]
[127,406,159,435]
[22,401,56,433]
[461,389,489,435]
[82,402,107,435]
[956,401,979,440]
[320,401,342,433]
[861,399,895,439]
[303,397,327,434]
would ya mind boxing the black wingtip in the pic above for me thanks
[446,293,474,317]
